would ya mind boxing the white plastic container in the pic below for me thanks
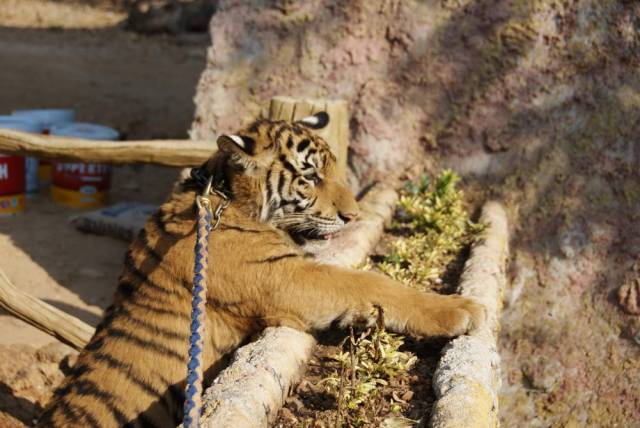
[50,123,120,209]
[11,109,75,186]
[11,109,75,131]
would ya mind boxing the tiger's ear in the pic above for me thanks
[296,112,329,130]
[217,134,256,156]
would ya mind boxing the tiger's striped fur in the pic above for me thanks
[38,112,485,427]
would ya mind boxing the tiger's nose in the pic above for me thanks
[338,211,358,224]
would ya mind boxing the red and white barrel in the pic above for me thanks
[1,116,45,195]
[50,123,119,209]
[12,109,75,186]
[0,119,43,215]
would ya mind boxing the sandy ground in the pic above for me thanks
[0,164,181,346]
[0,2,206,424]
[0,1,208,140]
[0,0,207,346]
[0,0,126,29]
[0,162,183,428]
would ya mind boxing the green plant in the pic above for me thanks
[319,170,482,427]
[378,170,483,290]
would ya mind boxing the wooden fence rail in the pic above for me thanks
[0,129,216,166]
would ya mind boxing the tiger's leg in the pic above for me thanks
[261,261,485,339]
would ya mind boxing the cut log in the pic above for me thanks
[198,185,398,427]
[0,268,94,351]
[0,128,216,166]
[268,96,349,181]
[430,201,509,428]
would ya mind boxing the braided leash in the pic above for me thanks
[183,176,228,427]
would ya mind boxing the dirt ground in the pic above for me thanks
[0,1,204,425]
[0,0,208,140]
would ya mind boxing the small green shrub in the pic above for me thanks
[319,170,482,427]
[378,170,484,290]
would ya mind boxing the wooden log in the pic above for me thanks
[430,201,509,428]
[0,268,94,351]
[0,128,216,166]
[0,98,347,170]
[199,185,398,427]
[268,96,349,181]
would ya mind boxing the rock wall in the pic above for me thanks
[191,0,453,188]
[192,0,640,425]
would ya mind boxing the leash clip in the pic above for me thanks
[196,175,229,230]
[195,175,213,211]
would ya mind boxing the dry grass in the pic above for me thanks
[320,311,418,427]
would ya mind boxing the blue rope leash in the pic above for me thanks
[183,178,228,427]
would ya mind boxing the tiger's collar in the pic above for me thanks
[190,166,231,200]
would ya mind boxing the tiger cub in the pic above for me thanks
[38,112,484,427]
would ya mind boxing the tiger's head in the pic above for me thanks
[205,112,359,240]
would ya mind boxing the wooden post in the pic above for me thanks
[268,96,349,181]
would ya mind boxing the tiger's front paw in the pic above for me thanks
[431,296,486,337]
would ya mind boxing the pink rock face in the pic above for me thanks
[193,1,640,426]
[191,0,445,187]
[618,259,640,315]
